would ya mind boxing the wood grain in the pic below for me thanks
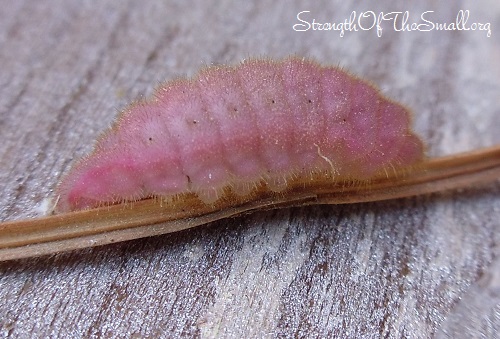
[0,0,499,337]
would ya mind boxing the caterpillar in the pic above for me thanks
[56,56,424,212]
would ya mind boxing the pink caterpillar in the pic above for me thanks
[56,57,424,212]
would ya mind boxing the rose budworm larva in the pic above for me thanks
[56,57,424,212]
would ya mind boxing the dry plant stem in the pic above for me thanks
[1,145,499,261]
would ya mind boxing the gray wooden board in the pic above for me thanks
[0,0,499,337]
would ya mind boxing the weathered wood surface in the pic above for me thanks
[0,0,499,337]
